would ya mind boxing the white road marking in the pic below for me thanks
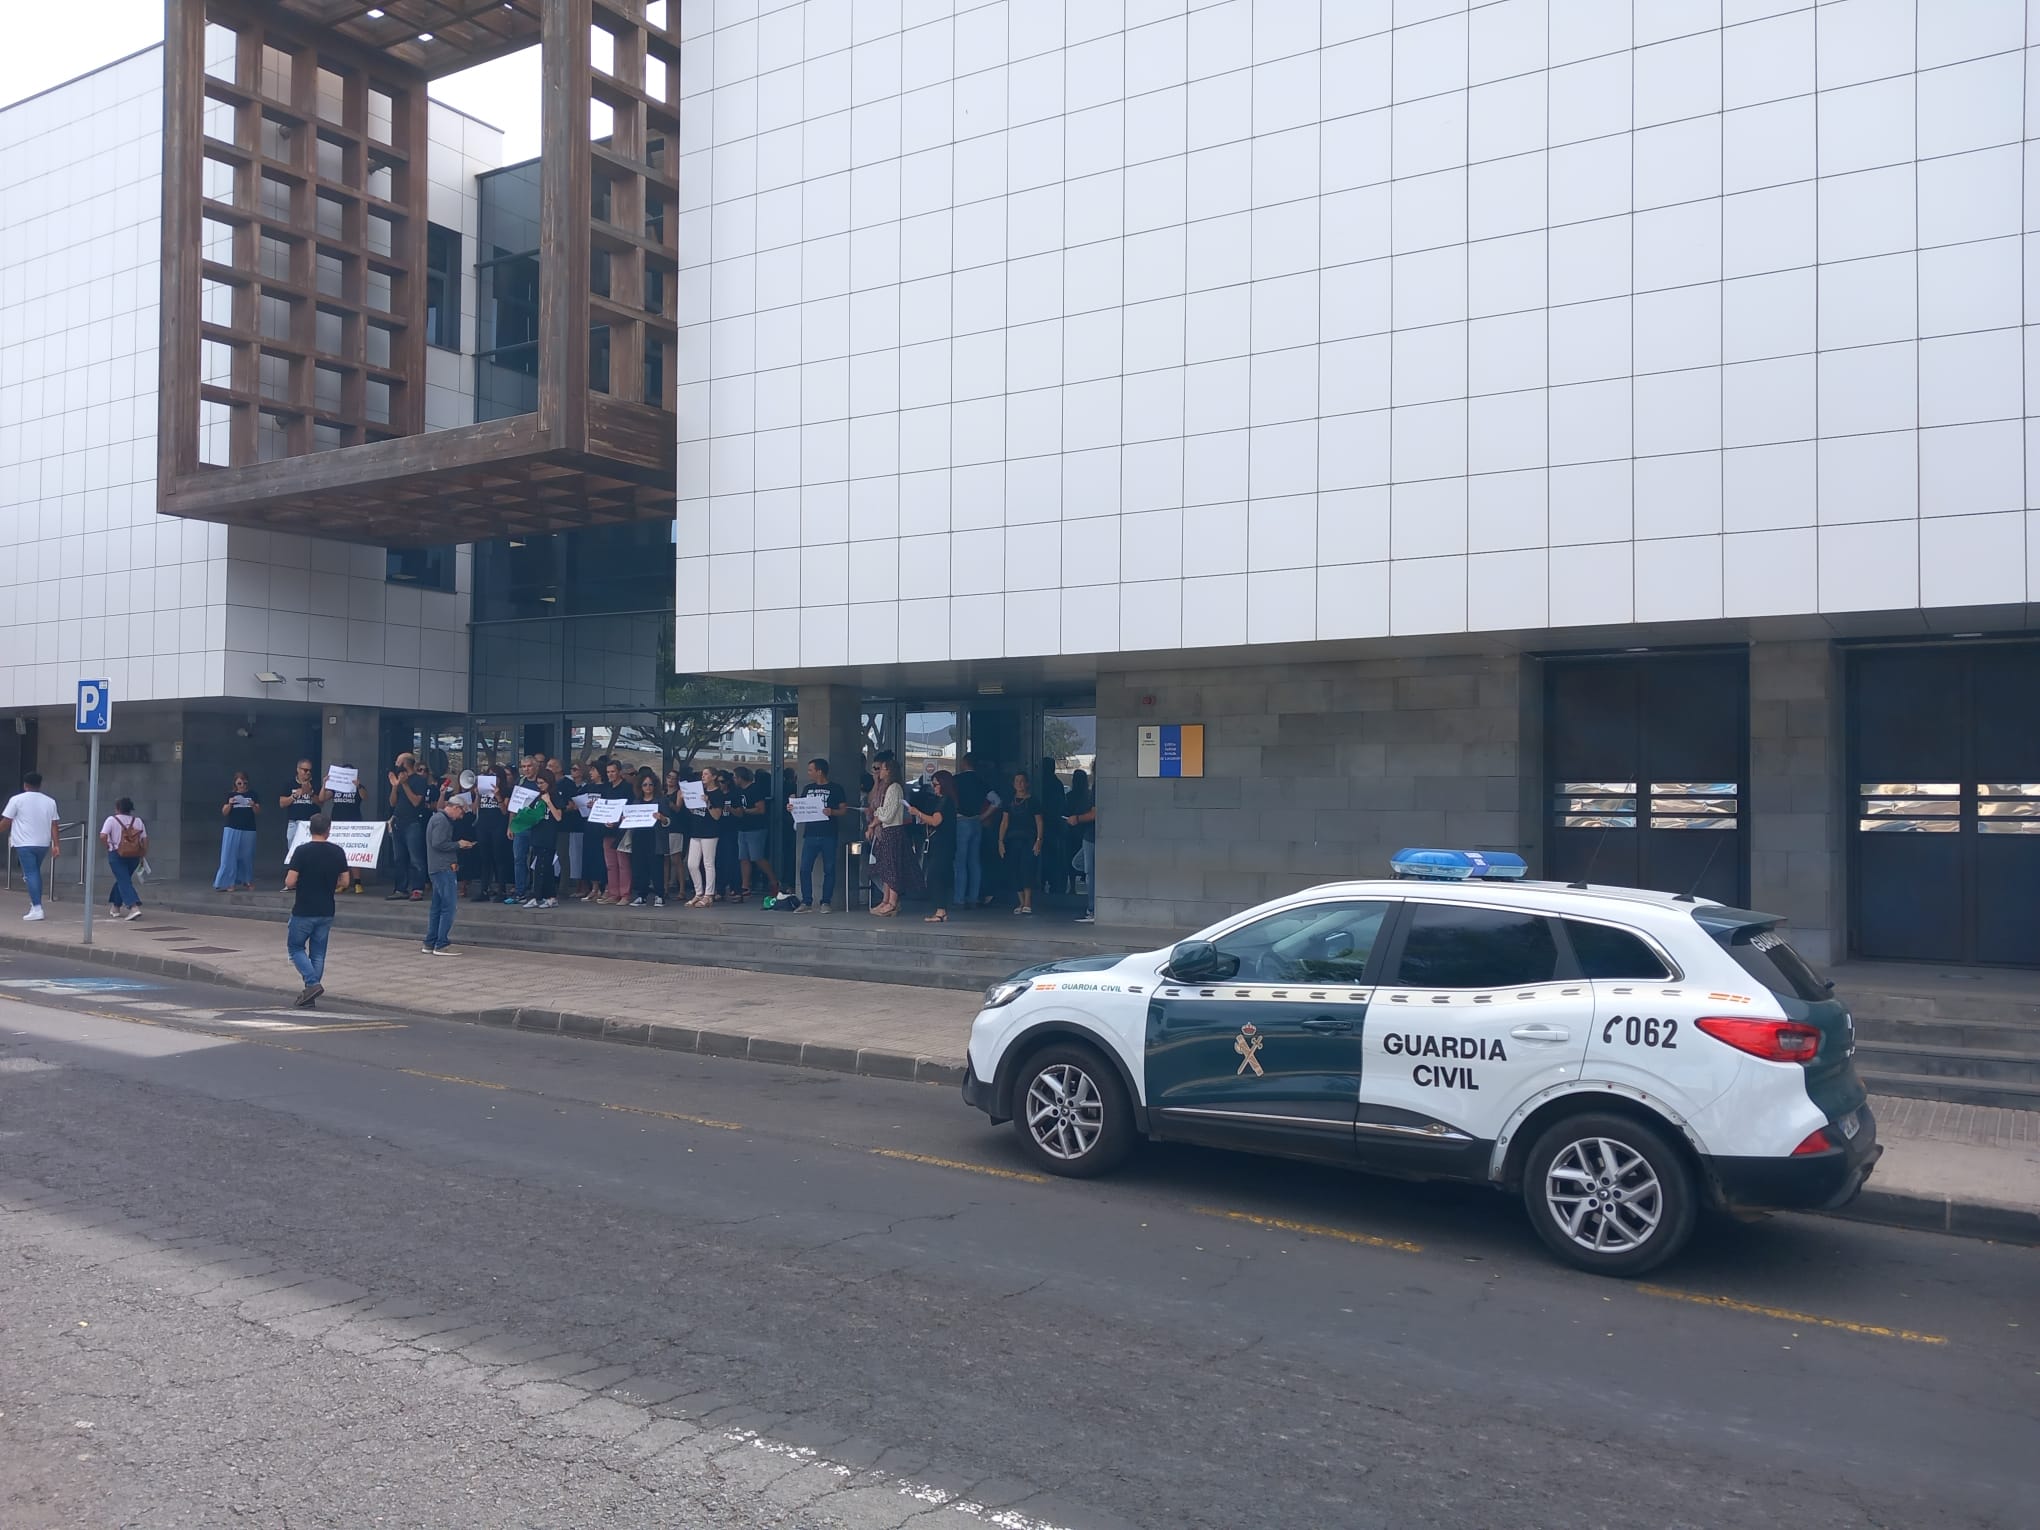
[721,1429,1073,1530]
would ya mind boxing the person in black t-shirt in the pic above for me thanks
[283,814,350,1009]
[1000,772,1045,915]
[596,759,633,904]
[386,752,429,900]
[730,765,779,900]
[214,771,260,892]
[949,753,996,908]
[1064,766,1097,923]
[788,758,849,910]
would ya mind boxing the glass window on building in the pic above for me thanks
[387,544,456,593]
[475,158,541,422]
[425,223,461,351]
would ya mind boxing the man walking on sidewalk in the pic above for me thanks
[423,797,476,954]
[1,772,60,922]
[283,814,349,1008]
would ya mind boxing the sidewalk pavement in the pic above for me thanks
[2,888,2034,1247]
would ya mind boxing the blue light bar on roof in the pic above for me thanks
[1390,848,1529,882]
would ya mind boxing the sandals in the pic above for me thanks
[924,910,948,923]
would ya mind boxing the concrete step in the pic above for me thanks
[1850,1012,2040,1056]
[1859,1069,2040,1113]
[1856,1038,2040,1085]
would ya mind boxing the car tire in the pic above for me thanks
[1521,1111,1697,1277]
[1011,1043,1133,1178]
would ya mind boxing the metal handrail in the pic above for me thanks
[2,824,89,895]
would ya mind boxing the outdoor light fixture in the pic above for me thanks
[255,671,285,684]
[295,676,327,690]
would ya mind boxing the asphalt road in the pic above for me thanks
[0,949,2032,1530]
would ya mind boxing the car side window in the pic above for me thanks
[1211,900,1393,985]
[1564,919,1672,981]
[1392,904,1559,988]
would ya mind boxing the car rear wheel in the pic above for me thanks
[1522,1111,1696,1276]
[1012,1044,1133,1177]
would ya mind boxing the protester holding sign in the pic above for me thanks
[283,813,349,1008]
[214,771,260,892]
[525,770,571,908]
[624,774,669,907]
[596,759,632,905]
[386,752,429,901]
[787,758,848,912]
[472,762,511,904]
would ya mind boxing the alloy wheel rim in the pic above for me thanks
[1544,1136,1663,1254]
[1025,1064,1104,1160]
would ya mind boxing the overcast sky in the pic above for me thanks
[2,1,542,161]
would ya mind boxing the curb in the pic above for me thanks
[0,930,967,1091]
[1828,1186,2040,1247]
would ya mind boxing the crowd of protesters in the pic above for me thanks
[350,746,1098,926]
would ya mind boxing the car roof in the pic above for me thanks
[1280,877,1744,921]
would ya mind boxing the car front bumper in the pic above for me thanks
[1704,1105,1882,1212]
[961,1060,1004,1123]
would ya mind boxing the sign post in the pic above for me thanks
[76,680,112,946]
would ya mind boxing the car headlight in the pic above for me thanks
[981,978,1032,1011]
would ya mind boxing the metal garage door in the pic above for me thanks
[1544,652,1748,907]
[1849,643,2040,967]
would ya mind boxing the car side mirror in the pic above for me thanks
[1167,940,1238,983]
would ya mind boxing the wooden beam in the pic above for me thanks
[538,0,593,450]
[160,0,208,488]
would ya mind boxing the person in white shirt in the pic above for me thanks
[1,772,61,922]
[99,796,148,921]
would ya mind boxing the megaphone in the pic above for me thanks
[459,769,478,790]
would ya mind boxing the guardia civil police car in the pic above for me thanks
[961,849,1880,1275]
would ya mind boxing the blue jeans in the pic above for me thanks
[287,914,332,985]
[17,845,48,908]
[214,826,256,889]
[954,816,984,905]
[107,851,141,909]
[798,833,836,907]
[395,820,426,894]
[511,828,532,897]
[426,870,458,948]
[1075,840,1096,916]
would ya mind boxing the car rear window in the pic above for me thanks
[1563,919,1672,981]
[1719,927,1830,1003]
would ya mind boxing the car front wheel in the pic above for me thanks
[1012,1043,1133,1177]
[1521,1111,1696,1276]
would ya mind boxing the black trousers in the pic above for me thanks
[475,811,512,889]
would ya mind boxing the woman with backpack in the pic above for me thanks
[99,797,148,920]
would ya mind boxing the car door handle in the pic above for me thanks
[1300,1017,1356,1034]
[1510,1023,1571,1043]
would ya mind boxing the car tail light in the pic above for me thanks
[1695,1016,1823,1063]
[1791,1128,1835,1156]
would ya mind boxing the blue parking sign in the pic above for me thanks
[76,679,111,733]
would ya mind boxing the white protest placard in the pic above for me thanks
[508,784,540,813]
[476,773,498,802]
[620,801,659,829]
[285,819,388,870]
[586,796,626,826]
[324,765,359,794]
[679,780,709,811]
[789,793,827,824]
[573,792,599,815]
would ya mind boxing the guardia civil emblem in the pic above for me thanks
[1234,1021,1265,1077]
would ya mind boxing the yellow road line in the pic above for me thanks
[1193,1206,1423,1254]
[869,1148,1049,1184]
[399,1068,508,1090]
[602,1101,743,1131]
[1637,1284,1947,1345]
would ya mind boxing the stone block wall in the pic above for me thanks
[1094,653,1529,931]
[1747,640,1845,965]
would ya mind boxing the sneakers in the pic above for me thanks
[522,898,540,909]
[539,898,558,909]
[123,906,142,921]
[652,896,665,908]
[1075,913,1096,924]
[23,906,44,922]
[502,895,521,905]
[420,943,435,954]
[409,890,424,901]
[385,891,409,901]
[629,896,646,907]
[291,982,323,1009]
[433,945,458,955]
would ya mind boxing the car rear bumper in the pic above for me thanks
[1704,1106,1881,1212]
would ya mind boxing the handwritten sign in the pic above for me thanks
[508,785,540,813]
[324,765,359,794]
[620,802,660,829]
[475,773,498,803]
[679,780,709,811]
[585,796,626,826]
[789,793,828,824]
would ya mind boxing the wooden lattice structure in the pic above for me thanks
[158,0,677,548]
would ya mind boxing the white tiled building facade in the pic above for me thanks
[673,0,2040,669]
